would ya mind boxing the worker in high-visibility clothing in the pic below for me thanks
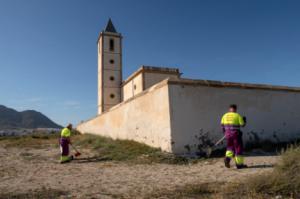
[59,124,74,163]
[221,104,247,169]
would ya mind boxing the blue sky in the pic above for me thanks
[1,0,300,126]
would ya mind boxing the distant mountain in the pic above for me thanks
[0,105,62,129]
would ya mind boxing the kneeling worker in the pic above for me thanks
[59,124,74,163]
[221,104,247,169]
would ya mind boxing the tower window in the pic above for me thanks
[109,39,114,51]
[110,59,114,64]
[110,76,115,81]
[110,93,115,99]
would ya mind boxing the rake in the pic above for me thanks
[206,135,226,157]
[70,143,81,157]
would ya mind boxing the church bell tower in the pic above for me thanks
[97,19,122,114]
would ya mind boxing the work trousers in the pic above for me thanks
[225,130,244,165]
[59,137,71,162]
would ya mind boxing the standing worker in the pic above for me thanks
[59,124,74,163]
[221,104,247,169]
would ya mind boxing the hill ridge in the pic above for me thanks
[0,105,62,129]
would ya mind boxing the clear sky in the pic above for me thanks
[1,0,300,126]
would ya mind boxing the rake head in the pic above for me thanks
[74,152,81,157]
[205,147,213,157]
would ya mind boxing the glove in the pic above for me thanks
[243,116,247,123]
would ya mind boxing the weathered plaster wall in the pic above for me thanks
[144,73,178,90]
[122,73,143,101]
[168,80,300,154]
[122,71,179,101]
[77,81,172,152]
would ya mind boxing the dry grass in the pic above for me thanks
[147,146,300,199]
[0,131,285,198]
[0,187,68,199]
[220,145,300,198]
[147,183,219,199]
[0,132,190,164]
[234,145,300,198]
[74,133,189,164]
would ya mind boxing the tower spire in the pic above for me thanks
[104,18,117,33]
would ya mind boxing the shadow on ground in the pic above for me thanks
[73,156,112,163]
[245,164,274,169]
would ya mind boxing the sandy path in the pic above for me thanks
[0,146,278,198]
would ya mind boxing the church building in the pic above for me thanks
[77,19,300,154]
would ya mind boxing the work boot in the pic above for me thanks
[236,164,248,169]
[224,158,231,168]
[60,156,74,164]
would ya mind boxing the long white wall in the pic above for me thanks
[168,80,300,154]
[79,77,300,155]
[77,81,173,152]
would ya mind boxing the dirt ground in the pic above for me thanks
[0,145,278,199]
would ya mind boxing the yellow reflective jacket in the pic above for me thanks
[61,128,71,137]
[221,112,245,131]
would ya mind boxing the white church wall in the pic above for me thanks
[132,73,143,96]
[122,80,133,101]
[122,71,179,102]
[144,72,178,90]
[168,79,300,154]
[122,73,143,101]
[77,81,173,152]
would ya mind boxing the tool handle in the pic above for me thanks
[70,143,79,153]
[214,135,226,146]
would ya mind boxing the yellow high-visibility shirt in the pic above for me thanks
[221,112,245,126]
[61,128,71,137]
